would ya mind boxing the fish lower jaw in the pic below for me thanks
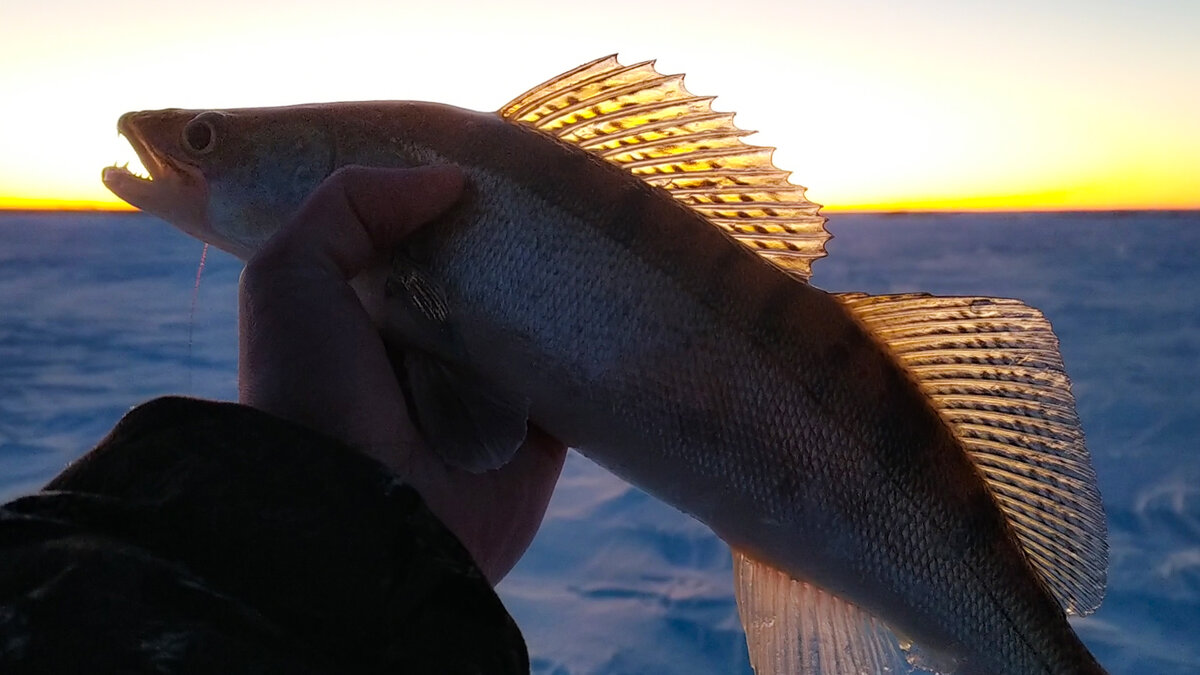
[111,157,152,182]
[102,164,157,210]
[102,164,149,187]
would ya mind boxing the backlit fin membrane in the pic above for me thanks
[838,293,1108,615]
[500,55,829,280]
[400,350,529,473]
[732,549,914,675]
[382,257,530,474]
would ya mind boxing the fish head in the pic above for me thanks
[104,106,338,259]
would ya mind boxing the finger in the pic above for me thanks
[238,165,461,467]
[261,164,464,279]
[479,425,568,581]
[410,425,568,583]
[239,267,415,467]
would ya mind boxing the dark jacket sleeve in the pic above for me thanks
[0,396,528,674]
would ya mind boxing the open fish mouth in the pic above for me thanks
[109,143,152,182]
[103,136,154,199]
[101,111,208,227]
[103,114,171,208]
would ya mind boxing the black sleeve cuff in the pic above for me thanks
[0,396,527,674]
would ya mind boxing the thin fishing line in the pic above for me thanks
[186,243,209,393]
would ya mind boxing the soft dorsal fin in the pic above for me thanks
[838,293,1108,615]
[500,55,829,280]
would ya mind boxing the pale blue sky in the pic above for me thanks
[1,0,1196,209]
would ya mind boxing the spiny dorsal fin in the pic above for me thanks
[500,55,829,280]
[732,549,919,675]
[838,293,1108,615]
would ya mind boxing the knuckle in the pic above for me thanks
[241,244,287,285]
[323,164,367,193]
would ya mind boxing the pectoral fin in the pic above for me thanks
[400,350,530,473]
[379,254,528,472]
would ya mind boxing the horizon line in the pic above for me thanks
[3,205,1197,216]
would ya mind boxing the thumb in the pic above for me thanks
[341,164,465,252]
[264,164,465,279]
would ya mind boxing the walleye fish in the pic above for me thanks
[103,56,1109,674]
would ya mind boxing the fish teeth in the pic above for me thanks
[111,134,152,181]
[123,156,151,181]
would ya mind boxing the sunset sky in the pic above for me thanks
[1,0,1197,212]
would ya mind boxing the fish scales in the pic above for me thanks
[383,107,1097,674]
[102,58,1108,675]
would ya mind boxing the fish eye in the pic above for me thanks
[182,116,217,154]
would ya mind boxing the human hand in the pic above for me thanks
[237,165,567,583]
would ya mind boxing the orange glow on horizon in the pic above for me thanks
[2,1,1197,216]
[816,181,1200,210]
[820,201,1200,214]
[0,196,137,212]
[3,196,1195,215]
